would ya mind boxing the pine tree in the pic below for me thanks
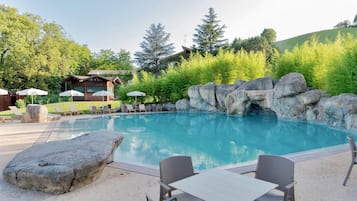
[193,7,227,54]
[134,23,174,74]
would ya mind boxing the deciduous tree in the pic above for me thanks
[334,20,351,28]
[261,28,276,44]
[231,28,276,62]
[0,5,91,91]
[91,49,133,71]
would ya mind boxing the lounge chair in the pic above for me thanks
[54,105,71,116]
[126,104,136,113]
[47,113,61,121]
[69,104,82,115]
[139,104,146,112]
[90,106,101,114]
[251,155,296,201]
[8,106,24,120]
[159,156,202,201]
[102,105,112,114]
[156,104,163,112]
[343,135,357,186]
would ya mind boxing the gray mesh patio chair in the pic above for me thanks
[156,104,163,112]
[90,106,100,114]
[254,155,295,201]
[343,135,357,186]
[54,105,69,116]
[159,156,202,201]
[69,104,82,115]
[102,105,111,114]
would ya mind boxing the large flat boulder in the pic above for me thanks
[3,131,124,194]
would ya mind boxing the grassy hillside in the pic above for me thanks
[275,27,357,52]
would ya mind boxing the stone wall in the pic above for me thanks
[176,72,357,131]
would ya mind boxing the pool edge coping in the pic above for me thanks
[107,143,350,177]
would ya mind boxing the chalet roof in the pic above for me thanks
[63,75,122,84]
[107,76,123,84]
[88,70,136,75]
[71,75,89,80]
[159,46,192,63]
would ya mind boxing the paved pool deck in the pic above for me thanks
[1,116,357,201]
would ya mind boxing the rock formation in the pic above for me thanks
[216,82,241,111]
[3,132,124,194]
[23,104,48,123]
[271,73,308,119]
[189,84,217,111]
[177,72,357,131]
[176,99,190,111]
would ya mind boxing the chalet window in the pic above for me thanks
[87,86,105,93]
[74,86,84,93]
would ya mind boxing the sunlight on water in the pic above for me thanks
[49,112,352,170]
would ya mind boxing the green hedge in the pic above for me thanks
[119,49,268,103]
[272,33,357,95]
[120,34,357,103]
[326,41,357,95]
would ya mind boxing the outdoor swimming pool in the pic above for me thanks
[49,112,353,170]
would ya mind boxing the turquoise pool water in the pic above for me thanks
[49,112,352,170]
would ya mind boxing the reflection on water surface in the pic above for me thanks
[50,112,351,170]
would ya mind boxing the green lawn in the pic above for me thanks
[275,27,357,52]
[0,101,121,116]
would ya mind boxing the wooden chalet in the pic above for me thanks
[158,46,192,69]
[62,74,122,101]
[0,94,11,111]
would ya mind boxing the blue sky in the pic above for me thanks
[1,0,357,55]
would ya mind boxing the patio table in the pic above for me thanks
[169,168,278,201]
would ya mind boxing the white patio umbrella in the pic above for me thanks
[127,91,146,104]
[93,90,114,101]
[16,88,48,104]
[0,88,8,95]
[59,90,84,101]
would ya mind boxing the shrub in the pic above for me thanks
[272,33,352,90]
[15,99,26,108]
[119,49,268,103]
[326,40,357,95]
